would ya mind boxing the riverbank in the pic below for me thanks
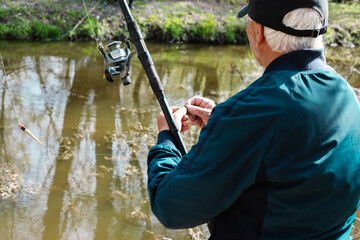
[0,0,359,47]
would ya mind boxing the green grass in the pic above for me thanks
[222,16,247,43]
[0,0,358,46]
[139,4,248,44]
[163,17,185,41]
[0,8,10,20]
[328,2,360,24]
[31,20,61,41]
[326,2,360,47]
[192,14,217,41]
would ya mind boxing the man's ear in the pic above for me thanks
[255,22,265,47]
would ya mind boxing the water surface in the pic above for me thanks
[0,41,359,240]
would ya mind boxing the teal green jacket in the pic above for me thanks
[147,49,360,240]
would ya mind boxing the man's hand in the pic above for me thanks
[185,96,215,129]
[157,107,189,133]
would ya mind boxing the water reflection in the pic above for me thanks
[0,41,359,240]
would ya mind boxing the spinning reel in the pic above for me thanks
[98,40,136,85]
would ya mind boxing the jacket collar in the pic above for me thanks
[264,49,328,75]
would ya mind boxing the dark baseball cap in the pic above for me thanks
[237,0,328,38]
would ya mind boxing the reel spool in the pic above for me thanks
[98,40,136,85]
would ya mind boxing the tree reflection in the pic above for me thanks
[93,80,118,240]
[42,60,85,240]
[0,81,9,164]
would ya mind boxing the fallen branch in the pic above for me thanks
[72,0,100,32]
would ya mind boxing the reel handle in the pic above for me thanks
[105,67,117,82]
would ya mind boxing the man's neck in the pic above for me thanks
[261,46,285,68]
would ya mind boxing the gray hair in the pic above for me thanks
[263,8,324,53]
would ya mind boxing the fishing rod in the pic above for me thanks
[97,0,187,155]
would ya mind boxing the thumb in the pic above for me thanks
[172,107,187,129]
[173,107,187,120]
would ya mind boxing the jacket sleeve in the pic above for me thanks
[147,92,279,229]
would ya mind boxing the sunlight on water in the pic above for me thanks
[0,41,359,240]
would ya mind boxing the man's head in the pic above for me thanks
[238,0,328,66]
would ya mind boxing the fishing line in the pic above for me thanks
[81,0,100,45]
[0,54,20,123]
[0,53,54,156]
[99,18,105,44]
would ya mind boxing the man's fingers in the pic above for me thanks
[172,107,187,132]
[170,106,181,113]
[185,96,196,106]
[173,106,187,118]
[204,100,215,110]
[186,105,211,119]
[185,96,206,107]
[184,97,215,129]
[189,118,202,127]
[185,96,215,109]
[187,112,196,121]
[185,105,198,116]
[181,119,190,132]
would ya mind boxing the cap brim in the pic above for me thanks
[237,4,249,18]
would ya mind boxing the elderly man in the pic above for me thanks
[147,0,360,239]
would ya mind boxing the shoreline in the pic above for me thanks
[0,0,359,47]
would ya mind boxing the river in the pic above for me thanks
[0,41,359,240]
